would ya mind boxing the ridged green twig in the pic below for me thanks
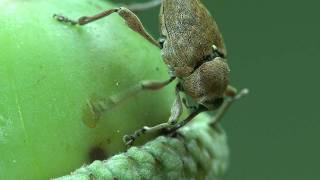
[54,114,229,180]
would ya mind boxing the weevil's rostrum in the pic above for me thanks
[54,0,248,146]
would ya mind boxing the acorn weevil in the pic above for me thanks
[54,0,248,146]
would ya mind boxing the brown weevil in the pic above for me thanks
[54,0,248,146]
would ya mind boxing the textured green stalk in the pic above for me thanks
[55,114,229,180]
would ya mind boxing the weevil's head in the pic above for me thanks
[181,57,230,110]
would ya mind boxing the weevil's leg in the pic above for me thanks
[167,84,184,125]
[166,106,208,133]
[123,84,183,146]
[167,86,249,133]
[53,14,78,25]
[182,98,197,111]
[53,7,159,47]
[210,87,249,128]
[126,0,162,12]
[89,77,176,119]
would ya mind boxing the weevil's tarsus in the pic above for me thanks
[123,83,183,146]
[53,7,159,47]
[124,122,172,146]
[53,14,78,25]
[124,122,168,146]
[210,88,249,129]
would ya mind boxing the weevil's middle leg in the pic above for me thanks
[89,77,175,120]
[53,7,159,47]
[123,83,183,146]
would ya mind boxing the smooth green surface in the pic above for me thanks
[0,0,175,179]
[119,0,320,179]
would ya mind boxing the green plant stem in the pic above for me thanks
[54,114,229,180]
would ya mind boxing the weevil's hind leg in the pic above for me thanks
[123,83,183,146]
[89,77,176,119]
[210,86,249,129]
[126,0,162,12]
[53,7,159,47]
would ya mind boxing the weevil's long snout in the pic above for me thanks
[181,57,230,109]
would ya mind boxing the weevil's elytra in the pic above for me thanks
[54,0,248,146]
[160,0,227,78]
[159,0,231,110]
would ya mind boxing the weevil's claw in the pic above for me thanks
[53,14,78,25]
[123,135,135,147]
[53,14,63,21]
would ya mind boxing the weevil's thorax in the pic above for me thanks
[160,0,226,78]
[180,57,230,110]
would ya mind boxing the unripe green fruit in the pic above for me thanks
[0,0,174,179]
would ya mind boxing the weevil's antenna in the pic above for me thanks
[210,88,249,128]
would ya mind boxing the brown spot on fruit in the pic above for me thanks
[88,146,107,162]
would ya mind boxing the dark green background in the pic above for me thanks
[117,0,319,179]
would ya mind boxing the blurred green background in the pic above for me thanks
[114,0,319,179]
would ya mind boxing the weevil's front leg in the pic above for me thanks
[210,86,249,128]
[166,106,208,133]
[182,98,197,111]
[89,77,176,119]
[123,84,183,146]
[53,7,159,47]
[166,86,249,133]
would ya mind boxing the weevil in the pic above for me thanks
[54,0,248,145]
